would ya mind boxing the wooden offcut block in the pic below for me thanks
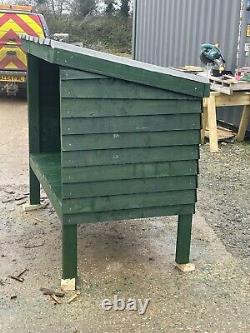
[23,202,47,212]
[175,263,196,272]
[61,278,76,291]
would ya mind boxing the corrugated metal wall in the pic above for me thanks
[133,0,250,132]
[134,0,243,69]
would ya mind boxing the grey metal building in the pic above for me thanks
[133,0,250,133]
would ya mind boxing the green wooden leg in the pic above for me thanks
[62,224,77,290]
[30,167,40,205]
[175,214,193,264]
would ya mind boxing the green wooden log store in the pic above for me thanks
[21,35,209,290]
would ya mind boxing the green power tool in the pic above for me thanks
[200,43,226,73]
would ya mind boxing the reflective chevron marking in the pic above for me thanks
[18,14,44,35]
[0,29,21,44]
[0,12,44,70]
[0,55,26,69]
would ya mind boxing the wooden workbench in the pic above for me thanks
[202,91,250,152]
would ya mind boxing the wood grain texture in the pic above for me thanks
[61,99,201,118]
[63,204,195,224]
[62,145,199,167]
[61,78,193,100]
[62,160,199,183]
[236,105,250,141]
[62,176,197,199]
[207,94,219,153]
[62,131,201,151]
[62,114,201,135]
[62,190,196,214]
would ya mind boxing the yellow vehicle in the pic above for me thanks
[0,4,49,95]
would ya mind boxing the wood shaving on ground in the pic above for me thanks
[35,218,44,223]
[9,275,24,282]
[40,287,65,297]
[4,189,15,194]
[16,268,28,278]
[24,241,45,249]
[15,195,27,201]
[9,268,28,283]
[2,198,14,203]
[16,199,27,206]
[67,291,81,304]
[49,294,62,305]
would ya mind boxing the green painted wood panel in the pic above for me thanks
[22,39,209,98]
[27,55,41,205]
[62,114,201,135]
[30,154,62,219]
[27,55,40,154]
[29,154,61,195]
[63,204,195,224]
[62,145,199,167]
[30,152,61,166]
[62,175,197,199]
[61,99,201,118]
[29,154,199,183]
[62,224,77,279]
[61,78,197,100]
[176,214,193,264]
[39,60,61,153]
[62,160,198,183]
[29,153,197,224]
[62,190,196,214]
[62,130,200,151]
[61,69,107,80]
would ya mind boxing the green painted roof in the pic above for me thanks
[21,35,210,98]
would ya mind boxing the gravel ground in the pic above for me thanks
[0,98,249,333]
[198,143,250,259]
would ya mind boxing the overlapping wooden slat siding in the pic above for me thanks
[60,69,201,225]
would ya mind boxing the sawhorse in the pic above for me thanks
[202,91,250,152]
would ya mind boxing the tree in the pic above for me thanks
[34,0,71,18]
[105,0,115,15]
[120,0,129,17]
[73,0,97,18]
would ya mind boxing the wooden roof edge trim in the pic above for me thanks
[55,47,210,98]
[50,38,209,85]
[21,36,210,98]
